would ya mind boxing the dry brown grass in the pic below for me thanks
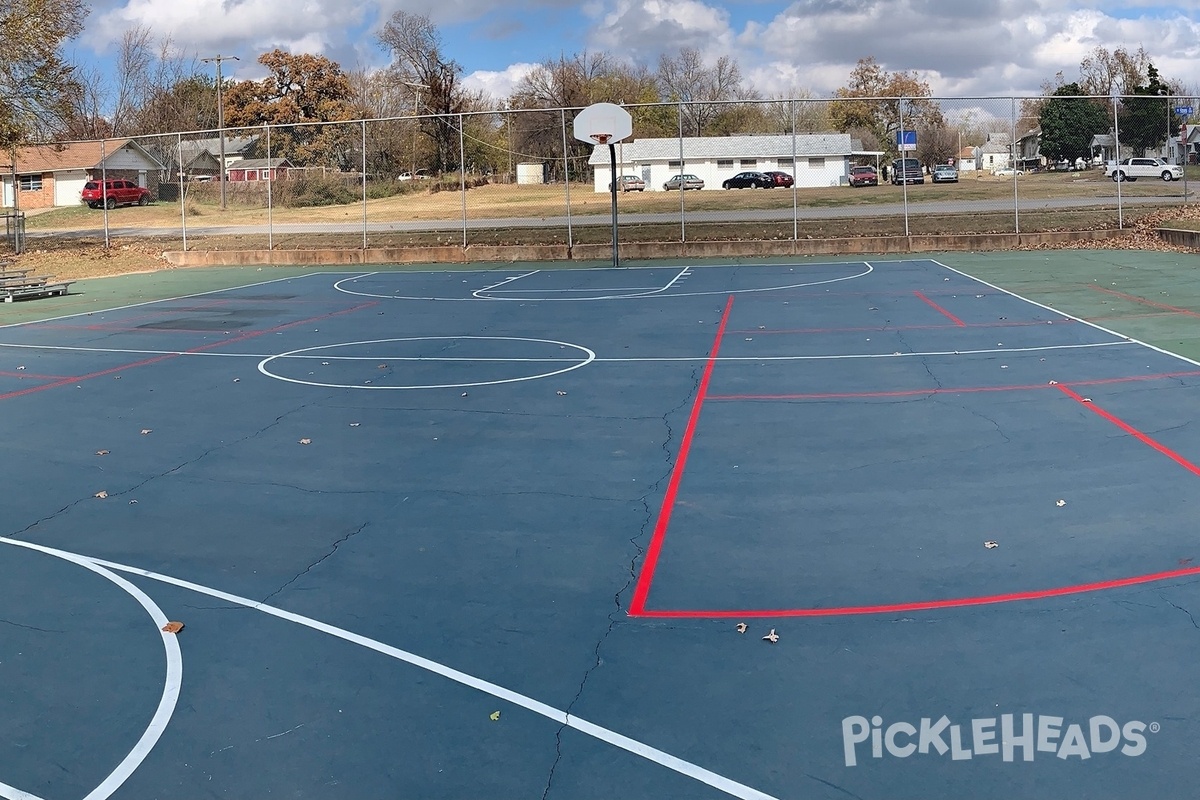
[6,169,1198,281]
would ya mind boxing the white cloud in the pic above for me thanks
[462,63,539,102]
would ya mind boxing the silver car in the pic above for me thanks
[932,164,958,183]
[663,173,704,191]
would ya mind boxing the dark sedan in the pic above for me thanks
[722,171,773,189]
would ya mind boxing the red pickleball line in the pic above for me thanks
[914,290,966,326]
[628,294,735,615]
[631,376,1200,618]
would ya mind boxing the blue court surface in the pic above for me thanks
[4,258,1200,799]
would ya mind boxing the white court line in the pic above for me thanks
[0,780,45,800]
[482,287,667,293]
[473,269,541,296]
[0,340,1132,363]
[0,538,182,800]
[0,540,780,800]
[930,258,1200,369]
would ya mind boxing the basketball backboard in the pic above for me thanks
[572,103,633,145]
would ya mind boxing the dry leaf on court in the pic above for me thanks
[94,490,108,499]
[556,390,567,396]
[461,392,468,397]
[15,366,25,370]
[736,623,748,634]
[129,499,138,505]
[1048,380,1058,385]
[762,629,780,644]
[161,621,184,634]
[95,450,110,456]
[1082,398,1092,403]
[140,429,152,435]
[299,438,312,445]
[489,711,501,721]
[378,364,388,369]
[1056,499,1066,507]
[349,422,361,427]
[984,541,999,549]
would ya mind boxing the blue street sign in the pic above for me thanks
[1175,106,1193,116]
[896,130,917,151]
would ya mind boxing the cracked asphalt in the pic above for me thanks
[4,256,1200,799]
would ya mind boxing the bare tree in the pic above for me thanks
[657,48,745,136]
[377,11,470,173]
[1078,46,1151,97]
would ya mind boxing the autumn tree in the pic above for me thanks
[1078,46,1151,97]
[223,50,357,168]
[0,0,88,145]
[829,58,943,156]
[1037,83,1110,165]
[377,11,472,174]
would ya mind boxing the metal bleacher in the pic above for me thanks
[0,262,73,302]
[1,211,72,302]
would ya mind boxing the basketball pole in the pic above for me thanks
[608,142,619,268]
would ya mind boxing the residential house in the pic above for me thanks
[1015,129,1043,171]
[956,145,981,173]
[1,140,166,210]
[979,133,1012,174]
[177,135,260,178]
[587,134,856,191]
[227,158,293,182]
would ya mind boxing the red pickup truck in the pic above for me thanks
[848,165,878,187]
[81,179,151,209]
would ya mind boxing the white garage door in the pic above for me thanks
[54,169,88,207]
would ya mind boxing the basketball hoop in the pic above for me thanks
[590,133,612,145]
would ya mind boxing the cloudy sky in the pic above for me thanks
[75,0,1200,103]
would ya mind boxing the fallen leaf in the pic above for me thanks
[1048,380,1058,385]
[140,429,152,435]
[1056,499,1066,507]
[736,622,748,634]
[233,378,240,383]
[984,540,999,549]
[556,390,567,396]
[349,422,361,427]
[15,366,25,370]
[489,711,501,721]
[96,450,110,456]
[299,438,312,445]
[461,392,468,397]
[1082,398,1092,403]
[762,629,780,644]
[378,364,388,369]
[129,499,138,505]
[161,621,184,634]
[94,490,108,499]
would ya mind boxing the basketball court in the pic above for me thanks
[3,256,1200,799]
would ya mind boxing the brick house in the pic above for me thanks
[226,158,293,182]
[1,140,166,210]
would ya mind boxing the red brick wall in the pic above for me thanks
[17,172,54,210]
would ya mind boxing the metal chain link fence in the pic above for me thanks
[15,95,1196,254]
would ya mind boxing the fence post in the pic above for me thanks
[678,102,685,243]
[791,99,798,242]
[101,139,109,249]
[1011,98,1020,234]
[560,108,573,249]
[266,125,273,251]
[1112,93,1124,229]
[460,114,468,249]
[362,120,368,250]
[898,99,910,238]
[177,134,187,251]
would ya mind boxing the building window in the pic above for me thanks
[18,175,42,191]
[740,159,756,167]
[809,157,825,169]
[246,170,259,181]
[668,160,682,169]
[717,159,734,169]
[777,158,794,167]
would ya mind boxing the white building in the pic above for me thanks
[587,134,855,191]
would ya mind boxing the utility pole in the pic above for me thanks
[202,54,240,210]
[403,81,430,178]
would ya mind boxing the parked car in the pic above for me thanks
[81,179,151,209]
[664,174,704,190]
[848,165,878,187]
[609,175,646,192]
[1104,157,1183,182]
[397,169,431,181]
[891,158,924,185]
[932,164,959,183]
[722,171,773,189]
[992,167,1024,177]
[764,170,794,188]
